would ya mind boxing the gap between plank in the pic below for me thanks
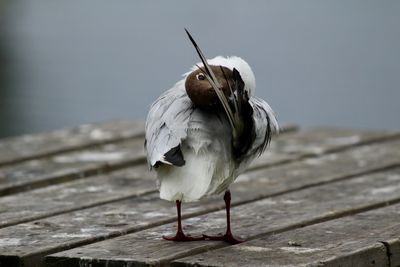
[379,241,392,267]
[29,162,400,264]
[161,196,400,266]
[0,133,144,167]
[247,132,400,172]
[0,124,297,168]
[0,157,147,197]
[0,124,296,197]
[0,190,155,229]
[11,127,400,198]
[2,134,399,230]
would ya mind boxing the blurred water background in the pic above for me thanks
[0,1,399,138]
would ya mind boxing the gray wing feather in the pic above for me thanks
[145,80,194,167]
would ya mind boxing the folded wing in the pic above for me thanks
[145,80,194,168]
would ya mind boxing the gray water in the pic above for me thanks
[1,1,399,138]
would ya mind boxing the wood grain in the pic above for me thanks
[2,137,400,266]
[46,168,400,267]
[0,165,154,229]
[174,203,400,267]
[0,121,144,166]
[0,138,145,196]
[0,123,399,267]
[1,127,397,198]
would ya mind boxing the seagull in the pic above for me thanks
[145,29,278,244]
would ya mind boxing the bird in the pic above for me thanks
[144,29,278,244]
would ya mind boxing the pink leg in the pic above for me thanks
[203,190,244,244]
[163,200,204,241]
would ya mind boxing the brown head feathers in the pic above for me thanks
[185,65,234,109]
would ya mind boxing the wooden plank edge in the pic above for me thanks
[172,204,400,266]
[0,131,144,167]
[44,195,400,267]
[41,166,400,267]
[4,155,399,230]
[2,142,400,236]
[380,238,400,266]
[247,130,400,172]
[173,234,389,267]
[0,123,296,197]
[165,196,400,266]
[0,123,296,167]
[40,186,400,267]
[0,157,147,197]
[0,189,155,229]
[3,137,400,229]
[4,125,396,199]
[0,121,144,167]
[243,162,400,205]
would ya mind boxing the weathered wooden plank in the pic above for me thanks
[0,193,195,267]
[385,238,400,266]
[238,138,400,197]
[46,168,400,267]
[174,203,400,267]
[0,138,145,197]
[249,127,400,170]
[2,138,400,266]
[0,165,155,229]
[1,134,399,230]
[0,124,298,197]
[0,127,397,198]
[0,121,144,166]
[0,122,295,168]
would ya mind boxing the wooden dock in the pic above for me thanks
[0,121,399,267]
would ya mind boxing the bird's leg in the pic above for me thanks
[203,190,244,244]
[163,200,204,241]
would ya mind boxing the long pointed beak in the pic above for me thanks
[185,29,242,142]
[184,29,221,88]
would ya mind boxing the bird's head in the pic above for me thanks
[184,29,264,148]
[183,30,256,109]
[185,65,234,108]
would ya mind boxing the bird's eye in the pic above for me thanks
[196,73,205,81]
